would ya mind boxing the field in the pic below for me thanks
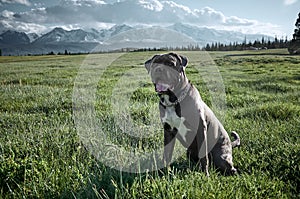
[0,49,299,198]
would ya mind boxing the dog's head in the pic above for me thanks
[145,53,188,94]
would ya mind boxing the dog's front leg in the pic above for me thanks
[197,111,209,176]
[163,125,176,166]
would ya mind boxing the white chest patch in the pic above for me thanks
[161,106,190,142]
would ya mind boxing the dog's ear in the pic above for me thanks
[180,55,188,68]
[169,53,188,68]
[144,59,152,73]
[145,55,159,73]
[178,55,188,73]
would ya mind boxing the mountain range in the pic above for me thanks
[0,23,273,55]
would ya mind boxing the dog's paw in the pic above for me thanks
[228,167,239,176]
[231,131,241,148]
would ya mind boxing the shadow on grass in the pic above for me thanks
[73,158,194,198]
[73,154,250,199]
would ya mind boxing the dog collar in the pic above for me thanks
[160,83,191,107]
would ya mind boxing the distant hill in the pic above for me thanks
[0,30,30,45]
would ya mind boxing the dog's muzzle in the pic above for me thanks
[151,66,180,94]
[154,82,174,93]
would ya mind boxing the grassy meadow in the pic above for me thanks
[0,49,299,198]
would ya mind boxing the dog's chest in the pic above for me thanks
[162,106,190,142]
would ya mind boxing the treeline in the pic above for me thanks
[203,36,289,51]
[133,36,290,52]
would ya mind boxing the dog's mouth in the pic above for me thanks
[154,82,174,93]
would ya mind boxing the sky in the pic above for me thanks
[0,0,299,38]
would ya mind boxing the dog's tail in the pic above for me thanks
[231,131,240,148]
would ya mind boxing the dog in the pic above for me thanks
[145,52,240,175]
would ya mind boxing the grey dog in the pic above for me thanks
[145,52,240,175]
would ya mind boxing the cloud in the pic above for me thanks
[193,7,226,25]
[139,0,163,11]
[224,16,256,26]
[0,10,47,33]
[283,0,298,5]
[0,0,284,36]
[0,0,31,6]
[1,10,14,18]
[213,22,284,37]
[60,0,106,6]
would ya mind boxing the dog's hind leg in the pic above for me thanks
[211,136,237,175]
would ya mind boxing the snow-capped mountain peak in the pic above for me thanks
[34,27,96,44]
[32,24,134,44]
[0,23,274,55]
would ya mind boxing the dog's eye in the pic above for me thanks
[167,62,175,67]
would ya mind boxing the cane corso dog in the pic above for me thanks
[145,52,240,175]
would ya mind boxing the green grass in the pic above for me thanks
[0,50,299,198]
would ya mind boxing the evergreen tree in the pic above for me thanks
[289,12,300,54]
[293,12,300,40]
[261,37,265,46]
[205,43,211,51]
